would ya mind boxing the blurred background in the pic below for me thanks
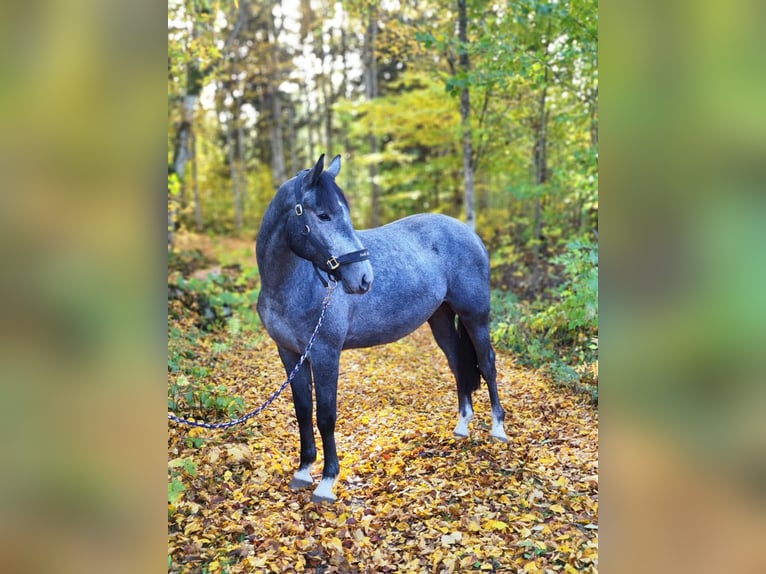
[601,0,766,571]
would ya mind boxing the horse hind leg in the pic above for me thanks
[428,304,476,439]
[458,315,508,442]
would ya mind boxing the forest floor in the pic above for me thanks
[167,235,598,574]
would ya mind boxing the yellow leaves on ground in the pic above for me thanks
[484,519,509,532]
[440,531,463,546]
[168,324,598,572]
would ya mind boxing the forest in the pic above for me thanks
[168,0,598,571]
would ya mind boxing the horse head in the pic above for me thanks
[289,154,374,295]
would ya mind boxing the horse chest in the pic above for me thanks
[257,291,314,351]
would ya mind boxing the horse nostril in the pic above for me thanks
[360,274,371,292]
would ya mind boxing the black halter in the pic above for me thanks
[292,171,370,287]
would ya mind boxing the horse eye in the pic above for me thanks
[318,213,331,221]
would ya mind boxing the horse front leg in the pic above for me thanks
[278,346,317,490]
[310,347,341,503]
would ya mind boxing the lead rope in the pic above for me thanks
[168,282,337,430]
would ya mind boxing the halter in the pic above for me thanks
[292,170,370,286]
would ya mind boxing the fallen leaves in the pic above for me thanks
[484,519,509,532]
[440,531,463,546]
[168,315,598,573]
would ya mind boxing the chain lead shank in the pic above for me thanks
[168,283,337,430]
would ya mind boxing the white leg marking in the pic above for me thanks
[311,477,337,503]
[491,413,508,442]
[289,467,313,490]
[453,405,474,438]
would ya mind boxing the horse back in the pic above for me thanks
[360,213,489,274]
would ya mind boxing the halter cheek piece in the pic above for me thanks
[292,170,370,286]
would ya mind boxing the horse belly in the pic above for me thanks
[342,291,442,349]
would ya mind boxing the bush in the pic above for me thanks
[168,261,262,418]
[168,265,261,332]
[491,239,598,401]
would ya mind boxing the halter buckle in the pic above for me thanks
[327,256,340,270]
[294,204,303,216]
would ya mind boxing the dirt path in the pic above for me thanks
[168,320,598,573]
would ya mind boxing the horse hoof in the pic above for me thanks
[491,433,509,443]
[311,492,336,504]
[453,431,469,439]
[311,477,336,503]
[289,468,314,490]
[289,477,313,490]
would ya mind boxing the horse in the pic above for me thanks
[256,154,508,503]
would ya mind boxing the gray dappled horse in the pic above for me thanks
[256,154,508,503]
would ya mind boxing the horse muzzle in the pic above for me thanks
[339,260,373,295]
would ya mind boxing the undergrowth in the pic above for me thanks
[491,239,598,402]
[168,250,264,420]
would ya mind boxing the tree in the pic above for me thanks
[168,0,249,244]
[365,3,381,227]
[456,0,475,230]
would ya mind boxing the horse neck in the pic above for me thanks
[256,183,303,292]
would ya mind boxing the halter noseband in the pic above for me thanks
[292,170,370,286]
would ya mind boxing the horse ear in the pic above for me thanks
[307,154,325,186]
[326,155,341,178]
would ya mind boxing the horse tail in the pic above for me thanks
[456,317,481,394]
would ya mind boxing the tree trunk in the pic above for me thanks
[365,6,380,227]
[340,23,355,194]
[287,99,298,174]
[457,0,475,230]
[532,66,549,268]
[306,85,315,162]
[225,114,243,233]
[237,118,247,226]
[322,71,333,154]
[268,17,286,186]
[169,84,200,248]
[192,131,203,231]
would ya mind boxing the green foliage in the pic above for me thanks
[168,478,186,506]
[168,254,263,419]
[168,373,246,419]
[492,239,598,401]
[550,239,598,333]
[168,457,198,509]
[173,265,261,332]
[336,73,463,221]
